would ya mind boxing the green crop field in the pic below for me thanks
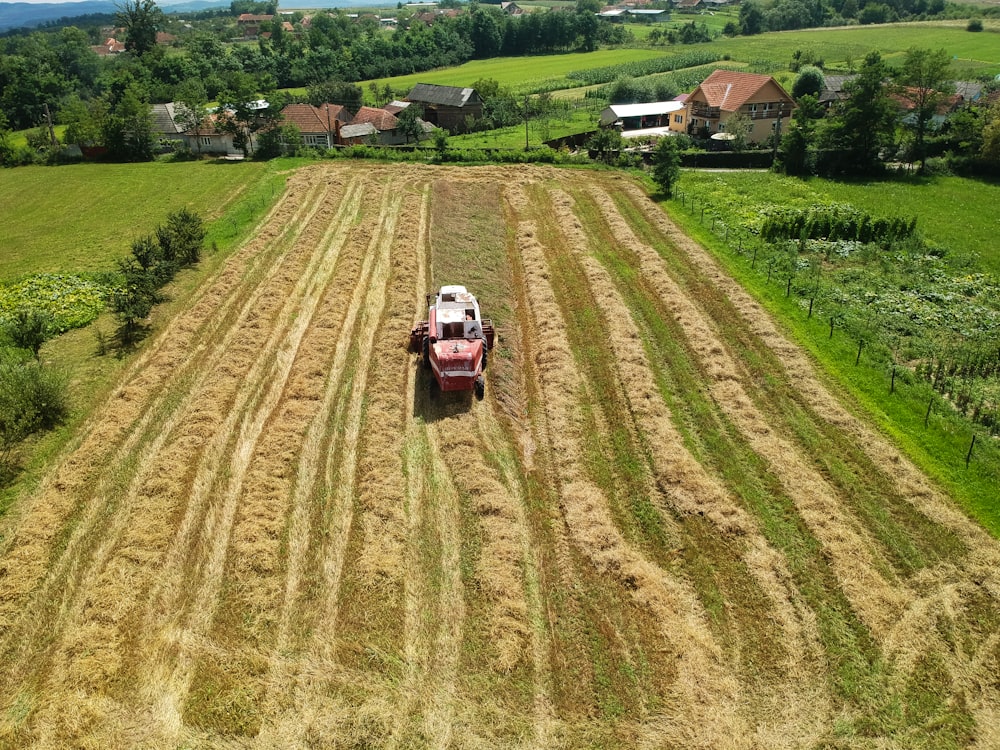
[363,48,667,95]
[0,161,275,281]
[691,20,1000,76]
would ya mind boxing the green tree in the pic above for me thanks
[0,352,68,473]
[396,104,425,143]
[739,1,764,34]
[651,136,681,196]
[116,0,164,57]
[173,79,209,153]
[62,95,108,148]
[896,47,952,172]
[726,112,753,152]
[981,102,1000,165]
[819,50,896,174]
[103,84,155,161]
[4,309,53,359]
[777,93,823,174]
[307,80,363,110]
[587,128,623,164]
[792,65,826,99]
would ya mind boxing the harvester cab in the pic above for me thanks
[409,285,495,399]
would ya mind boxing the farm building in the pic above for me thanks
[600,101,685,136]
[679,70,795,143]
[406,83,483,133]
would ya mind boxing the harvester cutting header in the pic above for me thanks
[409,285,495,399]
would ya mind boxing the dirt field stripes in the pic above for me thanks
[1,164,998,749]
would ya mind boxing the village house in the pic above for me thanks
[600,101,685,137]
[406,83,483,134]
[237,13,273,38]
[676,70,796,143]
[279,103,352,148]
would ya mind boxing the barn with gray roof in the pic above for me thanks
[406,84,483,133]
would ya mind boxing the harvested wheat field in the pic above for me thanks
[2,162,999,749]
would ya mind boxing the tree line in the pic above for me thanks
[0,0,629,142]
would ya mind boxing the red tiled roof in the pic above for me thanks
[351,106,398,130]
[280,103,352,132]
[892,87,962,114]
[238,13,273,21]
[691,70,790,112]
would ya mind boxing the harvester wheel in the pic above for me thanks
[475,376,485,401]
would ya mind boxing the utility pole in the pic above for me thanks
[524,95,529,150]
[326,104,332,149]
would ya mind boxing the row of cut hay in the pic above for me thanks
[586,183,909,641]
[617,180,1000,740]
[507,178,680,729]
[511,180,748,749]
[554,184,832,744]
[176,173,382,742]
[34,171,356,746]
[0,169,341,746]
[261,174,407,747]
[0,170,328,658]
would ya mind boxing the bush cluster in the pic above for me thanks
[759,204,917,244]
[110,208,206,342]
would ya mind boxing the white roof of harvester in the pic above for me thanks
[436,285,481,323]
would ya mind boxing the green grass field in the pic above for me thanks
[360,19,1000,106]
[0,160,274,281]
[363,48,668,96]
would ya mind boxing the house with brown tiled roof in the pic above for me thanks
[91,37,125,56]
[279,103,352,148]
[676,70,795,142]
[350,106,407,144]
[156,31,177,45]
[238,13,273,38]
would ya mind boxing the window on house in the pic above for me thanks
[749,103,757,113]
[674,114,683,123]
[200,136,212,146]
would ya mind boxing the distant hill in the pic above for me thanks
[0,0,229,31]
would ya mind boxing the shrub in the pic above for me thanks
[0,352,68,470]
[967,18,983,31]
[3,308,54,358]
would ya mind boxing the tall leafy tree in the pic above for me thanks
[651,137,681,196]
[103,83,154,161]
[819,50,896,174]
[116,0,164,57]
[896,47,952,171]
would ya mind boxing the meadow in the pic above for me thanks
[0,161,275,280]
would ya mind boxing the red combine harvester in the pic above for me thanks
[409,285,495,399]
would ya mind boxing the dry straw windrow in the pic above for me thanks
[586,184,910,641]
[508,180,749,748]
[549,184,832,746]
